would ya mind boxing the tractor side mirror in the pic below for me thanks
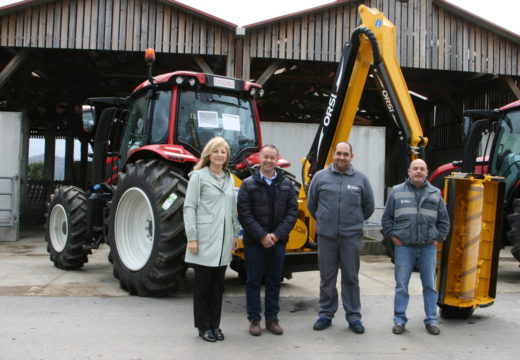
[82,105,96,133]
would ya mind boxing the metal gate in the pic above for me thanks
[0,175,17,228]
[0,111,22,241]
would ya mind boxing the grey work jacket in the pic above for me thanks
[381,179,450,246]
[183,167,240,267]
[307,163,375,239]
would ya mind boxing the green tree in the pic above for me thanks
[28,162,44,179]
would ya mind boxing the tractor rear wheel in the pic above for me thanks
[507,198,520,262]
[108,159,188,297]
[45,186,90,269]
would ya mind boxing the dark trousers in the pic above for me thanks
[192,264,227,331]
[317,235,362,324]
[244,241,286,321]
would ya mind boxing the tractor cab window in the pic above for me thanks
[176,89,258,160]
[490,110,520,186]
[151,90,171,144]
[119,95,149,163]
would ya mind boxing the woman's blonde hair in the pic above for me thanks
[193,136,231,170]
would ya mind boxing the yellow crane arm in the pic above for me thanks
[304,5,427,185]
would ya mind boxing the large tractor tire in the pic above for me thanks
[507,198,520,262]
[45,186,91,269]
[108,159,188,297]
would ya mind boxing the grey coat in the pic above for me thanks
[183,167,241,267]
[307,163,375,239]
[381,179,450,246]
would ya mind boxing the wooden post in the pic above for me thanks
[19,110,29,226]
[80,134,89,184]
[43,114,56,181]
[64,122,74,181]
[234,36,243,79]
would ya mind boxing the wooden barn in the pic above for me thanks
[0,0,519,226]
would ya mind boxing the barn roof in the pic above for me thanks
[0,0,238,29]
[244,0,520,45]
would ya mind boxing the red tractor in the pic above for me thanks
[429,100,520,262]
[44,49,296,296]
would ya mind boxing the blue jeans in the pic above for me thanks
[394,244,438,325]
[244,241,286,321]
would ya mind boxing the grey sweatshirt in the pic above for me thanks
[307,163,375,239]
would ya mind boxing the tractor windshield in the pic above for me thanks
[176,89,258,160]
[490,110,520,187]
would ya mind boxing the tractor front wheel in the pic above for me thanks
[45,186,90,269]
[108,159,188,296]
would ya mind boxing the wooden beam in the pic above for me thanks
[43,114,56,181]
[242,35,251,81]
[0,48,31,90]
[256,60,282,86]
[501,76,520,99]
[192,55,213,74]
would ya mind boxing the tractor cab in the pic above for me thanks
[458,100,520,206]
[121,70,263,167]
[488,102,520,195]
[175,85,259,160]
[83,52,265,186]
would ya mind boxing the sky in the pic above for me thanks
[1,0,518,158]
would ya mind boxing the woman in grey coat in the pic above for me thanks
[183,136,240,343]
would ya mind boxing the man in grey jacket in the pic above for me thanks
[307,142,374,334]
[381,159,450,336]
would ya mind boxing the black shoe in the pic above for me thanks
[199,329,217,342]
[425,323,440,335]
[313,317,332,331]
[213,328,225,341]
[392,323,405,335]
[349,320,365,334]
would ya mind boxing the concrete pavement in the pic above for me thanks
[0,230,519,360]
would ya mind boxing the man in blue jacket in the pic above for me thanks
[237,145,298,336]
[307,142,374,334]
[382,159,450,335]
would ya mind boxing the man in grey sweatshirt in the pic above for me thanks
[307,142,375,334]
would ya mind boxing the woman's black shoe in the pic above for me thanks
[199,330,217,342]
[213,328,225,341]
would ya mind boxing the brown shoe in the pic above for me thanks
[249,319,262,336]
[266,319,283,335]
